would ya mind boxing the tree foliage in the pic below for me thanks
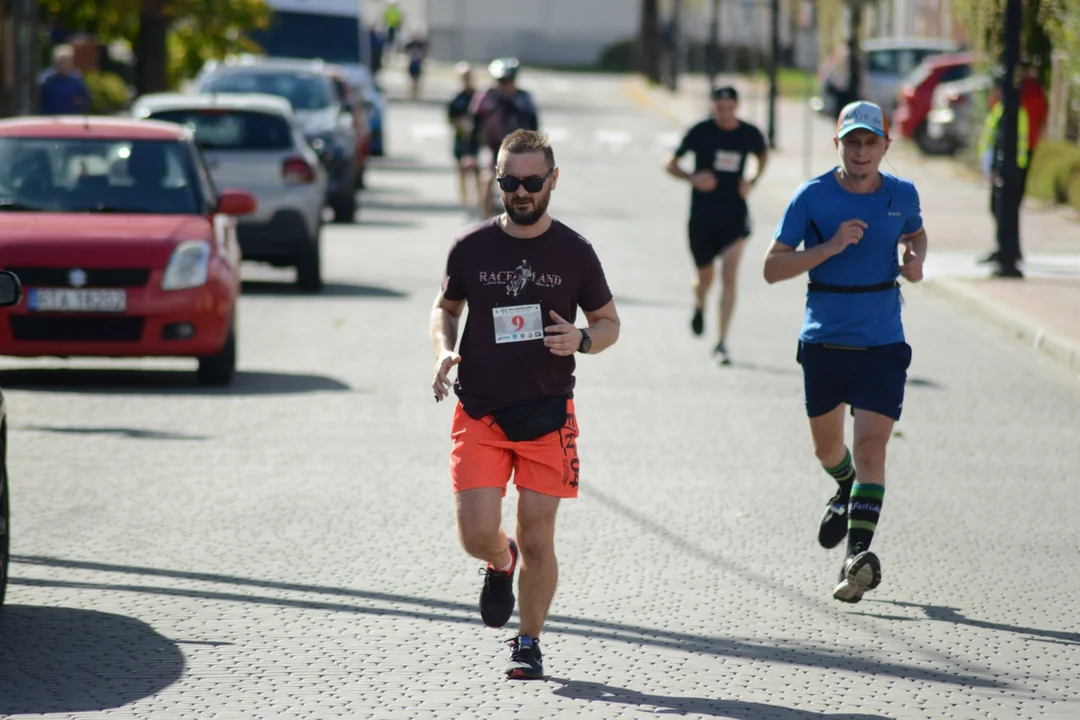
[39,0,272,89]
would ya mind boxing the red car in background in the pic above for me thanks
[894,52,976,153]
[0,117,256,385]
[328,67,372,189]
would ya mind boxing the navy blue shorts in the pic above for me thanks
[796,341,912,421]
[688,205,751,268]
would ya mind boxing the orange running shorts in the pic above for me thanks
[449,399,580,498]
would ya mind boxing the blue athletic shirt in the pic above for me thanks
[773,169,923,347]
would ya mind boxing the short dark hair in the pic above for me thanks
[498,129,555,171]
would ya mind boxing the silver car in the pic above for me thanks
[132,92,327,291]
[817,36,962,116]
[925,74,994,156]
[192,57,360,224]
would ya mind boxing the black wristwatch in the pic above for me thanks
[577,328,592,354]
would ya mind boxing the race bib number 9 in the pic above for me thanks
[714,150,742,173]
[493,303,544,344]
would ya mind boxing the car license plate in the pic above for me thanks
[28,288,127,312]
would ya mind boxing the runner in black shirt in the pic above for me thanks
[447,63,481,214]
[665,85,768,365]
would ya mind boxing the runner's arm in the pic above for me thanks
[665,154,694,182]
[899,227,927,259]
[762,240,838,284]
[748,149,769,186]
[581,299,620,355]
[431,291,466,356]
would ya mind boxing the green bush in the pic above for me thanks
[1026,140,1080,204]
[83,69,132,115]
[597,39,638,73]
[1067,169,1080,213]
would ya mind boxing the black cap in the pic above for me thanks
[712,85,738,101]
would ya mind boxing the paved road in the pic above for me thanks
[1,68,1078,719]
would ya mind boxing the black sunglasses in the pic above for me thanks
[496,168,554,193]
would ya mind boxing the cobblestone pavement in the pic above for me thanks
[0,67,1078,719]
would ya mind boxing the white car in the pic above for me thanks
[815,37,962,117]
[132,92,328,291]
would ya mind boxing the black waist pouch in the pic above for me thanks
[491,395,569,442]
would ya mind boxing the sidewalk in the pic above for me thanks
[625,73,1080,373]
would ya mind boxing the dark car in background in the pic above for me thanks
[893,51,977,153]
[193,56,360,223]
[0,269,23,609]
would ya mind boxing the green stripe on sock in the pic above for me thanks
[849,520,879,532]
[850,483,885,500]
[824,449,855,482]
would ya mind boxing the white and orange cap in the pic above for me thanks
[836,100,890,139]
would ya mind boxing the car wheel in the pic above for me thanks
[296,236,323,293]
[914,122,949,156]
[371,128,384,157]
[197,325,237,387]
[331,185,357,224]
[1,434,10,609]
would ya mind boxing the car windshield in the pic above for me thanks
[249,11,362,65]
[202,72,332,111]
[148,109,294,150]
[0,137,201,214]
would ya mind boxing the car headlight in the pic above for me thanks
[162,240,210,291]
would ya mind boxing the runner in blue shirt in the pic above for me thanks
[763,100,928,603]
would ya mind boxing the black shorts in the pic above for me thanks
[688,209,751,268]
[454,137,479,161]
[796,341,912,421]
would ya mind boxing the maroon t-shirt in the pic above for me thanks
[441,218,613,419]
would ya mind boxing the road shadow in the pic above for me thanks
[11,555,1009,690]
[18,425,210,441]
[354,217,426,229]
[369,155,452,174]
[906,376,944,389]
[612,295,684,309]
[0,605,184,715]
[241,280,409,299]
[549,679,894,718]
[362,198,468,215]
[0,368,353,396]
[856,600,1080,646]
[725,360,802,376]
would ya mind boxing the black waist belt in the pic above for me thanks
[807,281,899,294]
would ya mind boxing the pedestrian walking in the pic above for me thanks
[447,62,482,215]
[470,58,539,220]
[763,101,928,603]
[665,85,768,365]
[37,44,91,116]
[430,129,620,678]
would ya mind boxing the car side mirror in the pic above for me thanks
[0,270,23,307]
[217,188,257,216]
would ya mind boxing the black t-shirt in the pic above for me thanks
[441,218,613,419]
[448,89,475,141]
[675,119,766,221]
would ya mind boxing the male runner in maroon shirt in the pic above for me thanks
[430,129,621,679]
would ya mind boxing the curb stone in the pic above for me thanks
[921,278,1080,375]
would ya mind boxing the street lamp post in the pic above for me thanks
[994,0,1024,278]
[767,0,779,148]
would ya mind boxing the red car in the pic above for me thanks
[894,52,976,151]
[0,116,256,385]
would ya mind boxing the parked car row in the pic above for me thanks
[0,54,390,399]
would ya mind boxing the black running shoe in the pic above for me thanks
[479,539,518,628]
[505,636,544,680]
[691,308,704,336]
[712,341,731,366]
[832,546,882,604]
[817,488,850,549]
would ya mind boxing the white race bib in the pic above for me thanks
[493,303,544,344]
[713,150,742,173]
